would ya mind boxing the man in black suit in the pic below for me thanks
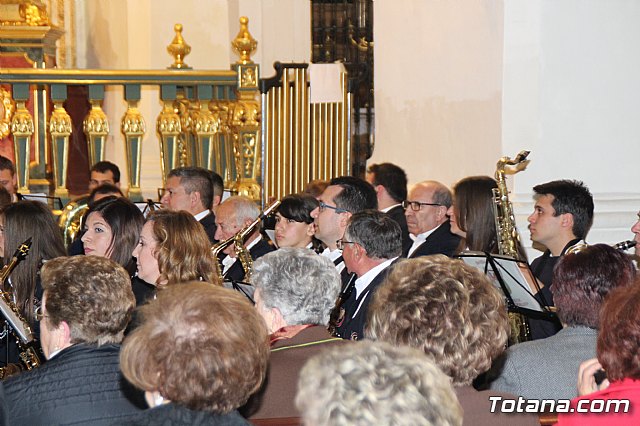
[403,180,460,258]
[334,210,401,341]
[310,176,378,282]
[214,195,275,283]
[161,167,217,243]
[366,163,411,250]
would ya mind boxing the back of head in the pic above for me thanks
[296,341,462,426]
[533,179,594,239]
[367,163,408,203]
[252,248,341,326]
[453,176,498,252]
[120,282,269,413]
[0,155,15,175]
[147,210,216,285]
[210,170,224,204]
[91,161,120,183]
[345,210,402,260]
[330,176,378,213]
[168,167,214,210]
[42,256,135,345]
[1,200,66,322]
[303,179,329,198]
[552,244,636,328]
[277,194,319,224]
[366,256,509,386]
[597,281,640,382]
[87,197,144,267]
[88,183,124,205]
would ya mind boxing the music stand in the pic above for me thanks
[456,251,556,321]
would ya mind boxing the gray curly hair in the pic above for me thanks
[251,248,341,326]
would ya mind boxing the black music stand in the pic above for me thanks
[456,251,556,321]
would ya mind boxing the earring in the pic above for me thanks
[154,392,165,406]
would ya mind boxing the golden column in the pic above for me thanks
[10,100,33,194]
[230,16,261,201]
[49,98,71,199]
[83,100,109,166]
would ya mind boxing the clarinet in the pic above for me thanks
[327,273,357,337]
[613,240,636,251]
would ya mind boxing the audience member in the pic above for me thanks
[0,155,19,202]
[1,256,143,424]
[119,282,268,425]
[489,244,635,401]
[403,180,460,258]
[558,282,640,425]
[367,255,538,425]
[296,341,463,426]
[243,248,343,419]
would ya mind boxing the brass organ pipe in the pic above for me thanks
[300,67,309,189]
[295,68,303,192]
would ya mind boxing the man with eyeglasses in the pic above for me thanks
[160,167,218,244]
[333,210,401,340]
[403,180,460,258]
[310,176,377,282]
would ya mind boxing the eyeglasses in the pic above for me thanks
[336,239,356,250]
[318,201,348,214]
[402,200,442,212]
[34,305,48,322]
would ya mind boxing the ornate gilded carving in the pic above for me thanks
[193,103,219,170]
[0,87,16,138]
[49,101,71,198]
[238,64,258,89]
[209,100,235,187]
[83,101,109,165]
[0,1,50,26]
[232,17,257,65]
[121,102,146,202]
[230,96,261,200]
[156,101,183,183]
[10,100,33,193]
[166,24,191,69]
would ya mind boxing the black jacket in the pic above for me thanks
[403,220,461,258]
[2,343,144,425]
[118,404,250,426]
[199,211,218,244]
[386,204,412,250]
[223,238,275,283]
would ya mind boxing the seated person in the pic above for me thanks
[273,194,322,251]
[558,282,640,425]
[296,341,462,426]
[119,282,269,425]
[1,256,143,425]
[489,244,636,400]
[367,255,538,425]
[243,248,343,419]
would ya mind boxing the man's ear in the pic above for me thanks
[190,191,201,208]
[561,213,575,230]
[115,181,121,188]
[305,223,316,237]
[339,212,352,229]
[436,205,448,222]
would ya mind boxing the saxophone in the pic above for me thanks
[0,238,41,378]
[212,201,281,283]
[492,151,532,344]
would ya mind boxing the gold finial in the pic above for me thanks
[232,16,257,65]
[167,23,191,69]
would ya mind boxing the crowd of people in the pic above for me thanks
[0,154,638,425]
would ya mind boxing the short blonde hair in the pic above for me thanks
[120,282,269,413]
[366,256,508,386]
[296,341,462,426]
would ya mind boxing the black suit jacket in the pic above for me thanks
[223,238,275,283]
[403,220,461,258]
[198,211,217,244]
[335,261,395,340]
[386,204,412,250]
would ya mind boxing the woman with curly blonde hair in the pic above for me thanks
[133,210,217,287]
